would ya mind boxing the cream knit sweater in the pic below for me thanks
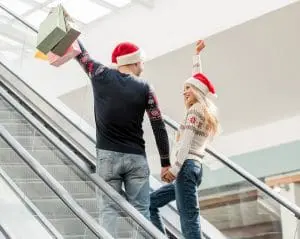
[169,55,213,176]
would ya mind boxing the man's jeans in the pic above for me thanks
[150,159,203,239]
[96,149,150,237]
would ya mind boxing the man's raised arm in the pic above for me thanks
[75,40,107,79]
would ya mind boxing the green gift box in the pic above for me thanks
[36,5,66,54]
[51,16,81,56]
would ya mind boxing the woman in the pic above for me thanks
[149,40,220,239]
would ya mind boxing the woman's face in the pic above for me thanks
[183,84,197,108]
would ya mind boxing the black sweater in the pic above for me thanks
[75,41,170,167]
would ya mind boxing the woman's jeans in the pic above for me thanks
[150,159,203,239]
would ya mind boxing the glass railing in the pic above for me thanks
[153,123,300,239]
[0,168,55,239]
[0,129,109,238]
[223,138,300,189]
[0,167,60,239]
[147,115,300,238]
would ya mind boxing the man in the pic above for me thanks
[74,40,170,234]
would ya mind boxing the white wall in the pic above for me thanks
[212,115,300,157]
[141,1,300,133]
[83,0,298,62]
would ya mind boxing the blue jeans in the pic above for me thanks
[150,159,203,239]
[96,149,150,237]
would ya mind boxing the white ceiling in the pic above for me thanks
[0,0,141,60]
[0,0,134,26]
[142,1,300,135]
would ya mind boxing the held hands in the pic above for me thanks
[196,40,205,55]
[161,166,176,183]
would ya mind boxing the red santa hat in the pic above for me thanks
[111,42,145,67]
[185,73,217,98]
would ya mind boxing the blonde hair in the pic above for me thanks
[190,85,221,137]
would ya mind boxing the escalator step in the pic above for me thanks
[0,148,72,165]
[0,135,56,150]
[1,122,41,136]
[1,164,90,182]
[0,99,13,110]
[0,109,26,122]
[31,198,98,219]
[49,216,147,239]
[16,181,96,199]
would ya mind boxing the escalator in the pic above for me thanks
[1,3,300,239]
[0,86,164,239]
[0,126,112,239]
[0,163,57,239]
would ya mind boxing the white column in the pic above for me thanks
[279,183,300,239]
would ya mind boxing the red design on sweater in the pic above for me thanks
[189,116,197,124]
[75,41,105,78]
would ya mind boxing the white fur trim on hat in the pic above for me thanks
[185,77,217,99]
[110,63,118,69]
[116,50,144,66]
[185,77,209,95]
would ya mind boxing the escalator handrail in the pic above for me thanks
[0,167,64,239]
[1,3,300,220]
[0,126,114,239]
[0,223,14,239]
[0,87,167,239]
